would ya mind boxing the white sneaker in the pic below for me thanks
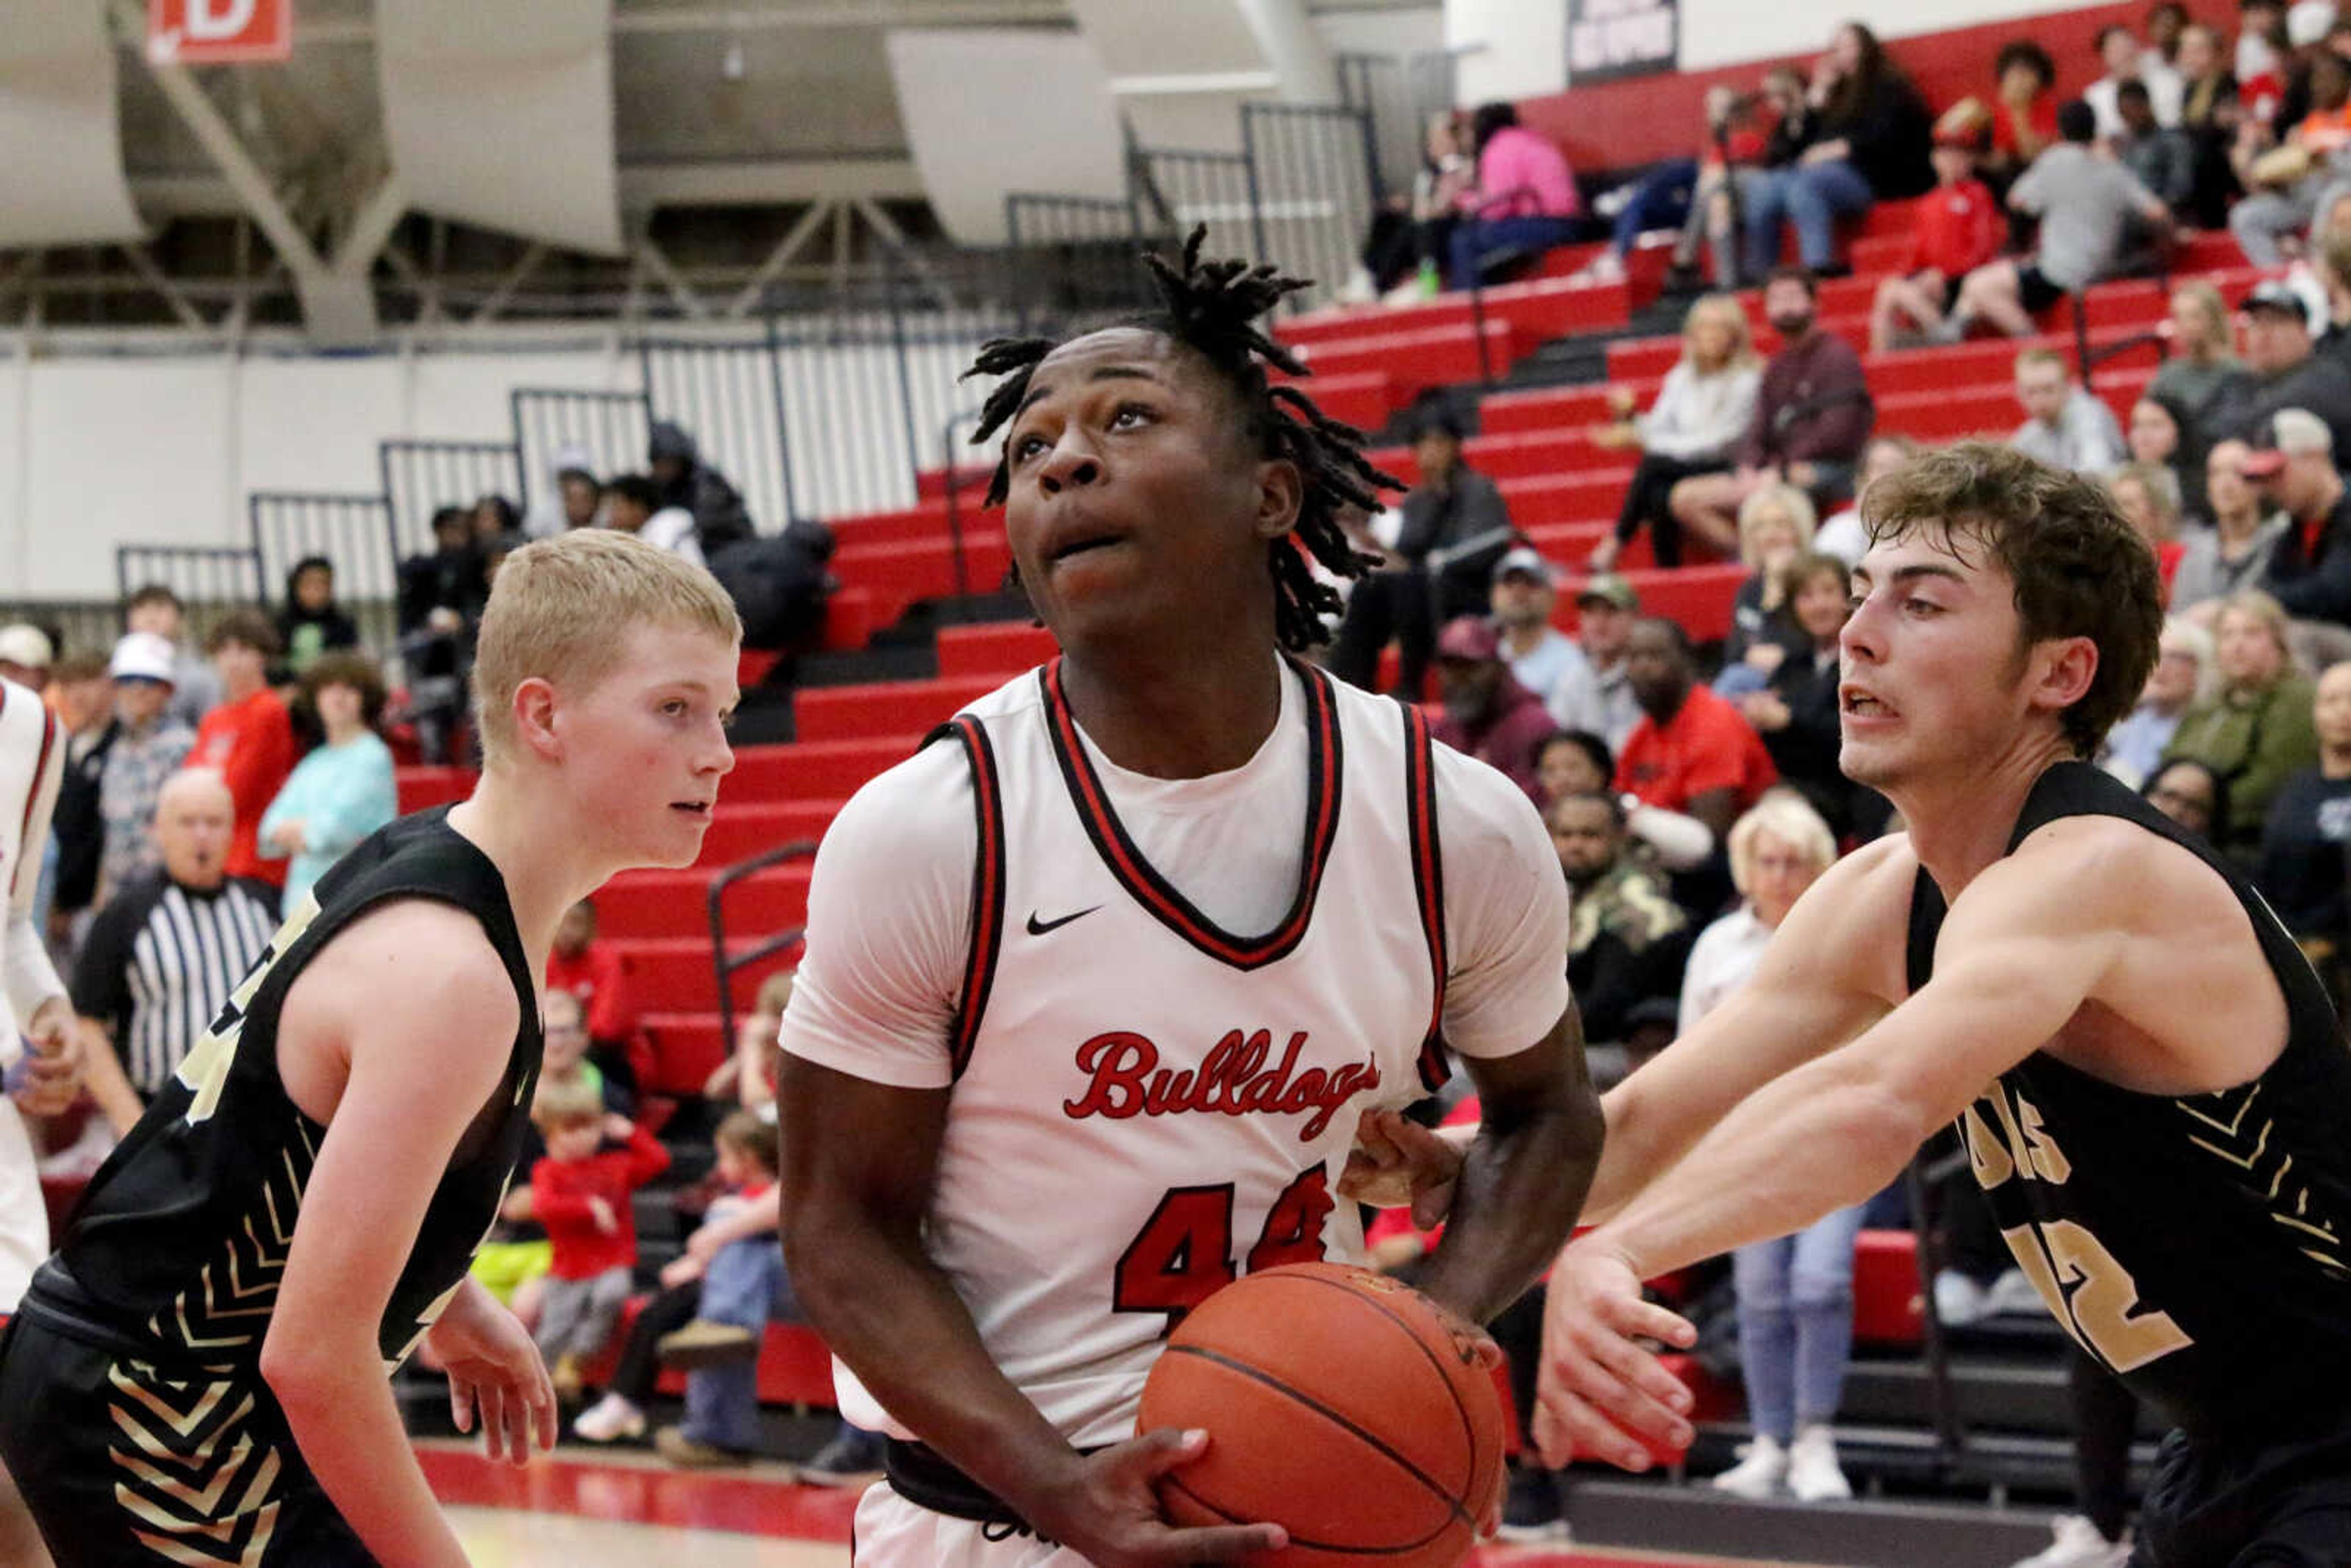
[1338,265,1378,306]
[572,1393,647,1443]
[1572,252,1629,286]
[1933,1269,1993,1326]
[1987,1267,2049,1317]
[2010,1514,2132,1568]
[1711,1435,1788,1499]
[1786,1424,1851,1502]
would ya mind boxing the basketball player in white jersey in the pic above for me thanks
[1533,445,2351,1564]
[777,233,1611,1568]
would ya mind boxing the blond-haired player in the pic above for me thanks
[0,530,740,1567]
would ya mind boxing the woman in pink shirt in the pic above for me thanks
[1450,102,1599,287]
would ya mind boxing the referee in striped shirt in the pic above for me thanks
[69,770,277,1126]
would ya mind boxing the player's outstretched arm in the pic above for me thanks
[779,1056,1287,1568]
[1537,823,2140,1470]
[257,901,527,1568]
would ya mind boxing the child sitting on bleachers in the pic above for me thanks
[573,1109,782,1450]
[546,897,640,1103]
[530,1077,672,1400]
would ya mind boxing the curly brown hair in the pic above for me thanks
[301,650,389,729]
[1862,440,2162,758]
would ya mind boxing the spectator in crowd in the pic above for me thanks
[1551,792,1690,1056]
[1547,574,1646,749]
[1742,23,1933,277]
[545,896,639,1103]
[528,1078,672,1401]
[1681,790,1860,1504]
[2255,659,2351,978]
[2107,461,2191,595]
[2162,587,2320,858]
[1670,269,1874,552]
[2176,22,2246,228]
[1684,69,1812,291]
[572,1110,787,1455]
[704,968,792,1114]
[2236,0,2293,125]
[1812,433,1916,567]
[1353,110,1474,302]
[188,610,296,891]
[2243,407,2351,625]
[69,770,276,1130]
[2146,4,2191,80]
[471,493,522,550]
[1571,109,1714,290]
[2113,80,2197,215]
[1534,729,1614,807]
[1717,483,1816,697]
[462,988,606,1319]
[397,505,486,765]
[1489,548,1582,707]
[2151,283,2251,481]
[94,633,194,905]
[2101,617,2218,787]
[649,420,756,555]
[43,653,119,938]
[1868,116,2001,353]
[1329,408,1513,696]
[2232,49,2351,268]
[1981,39,2060,193]
[1736,553,1865,834]
[2009,349,2129,474]
[2215,281,2351,457]
[274,556,360,678]
[1614,617,1779,847]
[1448,103,1594,288]
[559,467,605,531]
[2088,23,2185,138]
[1952,102,2172,342]
[257,651,397,909]
[1588,294,1762,571]
[2174,437,2291,609]
[0,626,49,692]
[121,585,218,731]
[1431,617,1557,803]
[2126,393,2197,516]
[605,473,705,569]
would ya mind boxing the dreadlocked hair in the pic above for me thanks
[964,226,1401,651]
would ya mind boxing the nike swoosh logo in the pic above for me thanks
[1026,906,1100,936]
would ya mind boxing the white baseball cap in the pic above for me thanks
[0,623,52,670]
[109,631,178,685]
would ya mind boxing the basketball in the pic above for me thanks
[1136,1261,1505,1567]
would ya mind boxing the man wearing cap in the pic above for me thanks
[1431,617,1558,803]
[2217,280,2351,459]
[1548,575,1646,751]
[2247,408,2351,626]
[1490,547,1583,707]
[92,633,193,907]
[0,626,51,693]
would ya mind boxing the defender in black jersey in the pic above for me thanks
[1532,443,2351,1566]
[0,531,741,1568]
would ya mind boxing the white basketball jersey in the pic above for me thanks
[836,658,1454,1449]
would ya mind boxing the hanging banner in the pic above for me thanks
[149,0,292,64]
[1568,0,1677,83]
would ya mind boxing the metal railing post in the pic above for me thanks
[707,841,821,1056]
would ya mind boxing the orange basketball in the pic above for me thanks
[1136,1261,1504,1568]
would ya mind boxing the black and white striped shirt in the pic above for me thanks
[70,871,279,1096]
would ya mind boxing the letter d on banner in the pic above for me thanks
[149,0,291,64]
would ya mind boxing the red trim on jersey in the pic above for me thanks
[1401,702,1451,1092]
[934,716,1007,1079]
[1038,656,1342,972]
[7,689,61,905]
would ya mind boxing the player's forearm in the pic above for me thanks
[784,1206,1078,1520]
[1417,1086,1603,1325]
[261,1335,473,1568]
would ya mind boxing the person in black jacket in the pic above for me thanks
[273,557,361,678]
[1327,408,1516,696]
[1734,551,1868,835]
[1742,22,1932,277]
[2244,408,2351,630]
[648,421,755,555]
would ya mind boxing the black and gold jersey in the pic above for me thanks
[37,806,542,1373]
[1907,762,2351,1447]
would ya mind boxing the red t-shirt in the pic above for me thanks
[1990,94,2058,160]
[531,1123,672,1280]
[1907,178,2000,281]
[547,942,632,1042]
[1614,683,1779,815]
[189,688,296,887]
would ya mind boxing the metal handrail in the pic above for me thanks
[707,839,820,1062]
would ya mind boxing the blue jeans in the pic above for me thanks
[1449,214,1591,288]
[1609,159,1698,260]
[1730,1202,1867,1444]
[1741,160,1874,275]
[681,1236,795,1450]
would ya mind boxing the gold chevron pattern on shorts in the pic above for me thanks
[148,1127,315,1356]
[2177,1082,2350,1276]
[106,1363,282,1566]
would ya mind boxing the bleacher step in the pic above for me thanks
[1563,1477,2062,1568]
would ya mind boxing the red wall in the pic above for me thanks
[1516,0,2239,173]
